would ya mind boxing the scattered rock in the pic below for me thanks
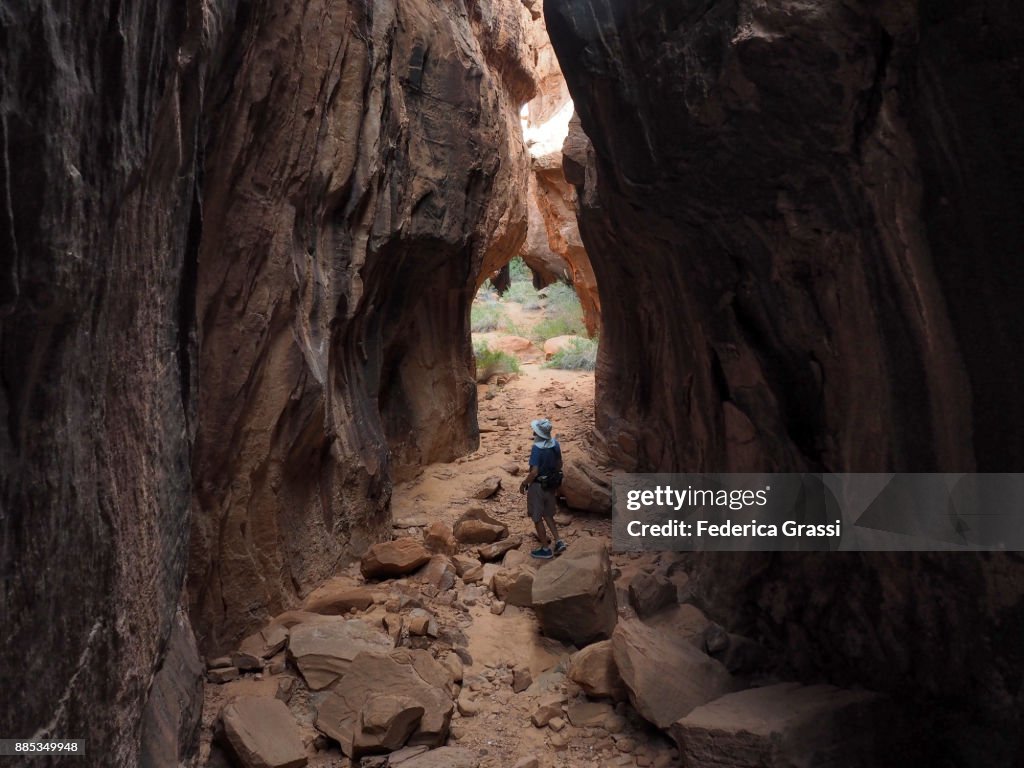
[442,652,464,683]
[231,651,262,672]
[302,582,377,615]
[512,667,533,693]
[383,614,403,644]
[512,757,539,768]
[453,507,508,545]
[423,522,458,555]
[393,514,428,529]
[612,617,734,728]
[288,616,393,690]
[477,535,523,561]
[492,566,535,607]
[628,571,676,619]
[566,700,614,727]
[501,462,521,476]
[237,623,290,662]
[471,476,502,499]
[490,600,506,615]
[532,537,617,645]
[353,694,425,756]
[457,695,481,717]
[548,716,566,732]
[315,650,455,757]
[532,703,561,727]
[208,666,240,684]
[503,548,528,568]
[207,655,233,670]
[361,540,432,579]
[406,609,438,638]
[222,697,307,768]
[452,554,482,577]
[670,683,889,766]
[568,639,628,700]
[419,555,457,592]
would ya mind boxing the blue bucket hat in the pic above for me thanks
[531,418,556,449]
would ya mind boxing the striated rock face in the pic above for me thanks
[0,0,223,763]
[519,12,600,334]
[189,0,537,652]
[547,0,1024,753]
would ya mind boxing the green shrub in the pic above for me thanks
[470,301,507,332]
[506,280,542,309]
[529,282,587,341]
[508,256,532,283]
[473,341,521,382]
[544,337,598,371]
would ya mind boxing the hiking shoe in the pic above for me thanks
[531,547,554,560]
[554,540,567,554]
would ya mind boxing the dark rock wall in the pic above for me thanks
[188,0,536,653]
[0,0,224,763]
[547,0,1024,757]
[548,0,1024,475]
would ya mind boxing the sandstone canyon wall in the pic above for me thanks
[519,12,600,334]
[189,0,536,654]
[1,0,537,761]
[547,0,1024,757]
[0,0,228,763]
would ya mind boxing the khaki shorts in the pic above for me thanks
[527,482,557,522]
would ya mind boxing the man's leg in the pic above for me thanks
[542,512,559,546]
[528,484,551,549]
[533,519,550,548]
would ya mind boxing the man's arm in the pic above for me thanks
[520,466,539,493]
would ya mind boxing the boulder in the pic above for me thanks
[568,640,627,700]
[559,455,612,513]
[302,580,378,615]
[315,650,455,757]
[628,571,676,618]
[423,522,458,555]
[471,476,502,499]
[566,700,615,727]
[222,697,307,768]
[453,508,508,545]
[531,537,617,645]
[361,540,432,579]
[393,513,428,529]
[491,566,535,607]
[288,616,393,690]
[670,683,888,767]
[477,535,522,561]
[452,555,482,578]
[543,335,586,358]
[235,624,289,667]
[612,618,734,728]
[208,667,240,684]
[512,667,533,693]
[353,695,425,756]
[407,609,438,638]
[419,555,457,592]
[492,335,536,354]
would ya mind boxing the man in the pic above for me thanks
[519,418,567,559]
